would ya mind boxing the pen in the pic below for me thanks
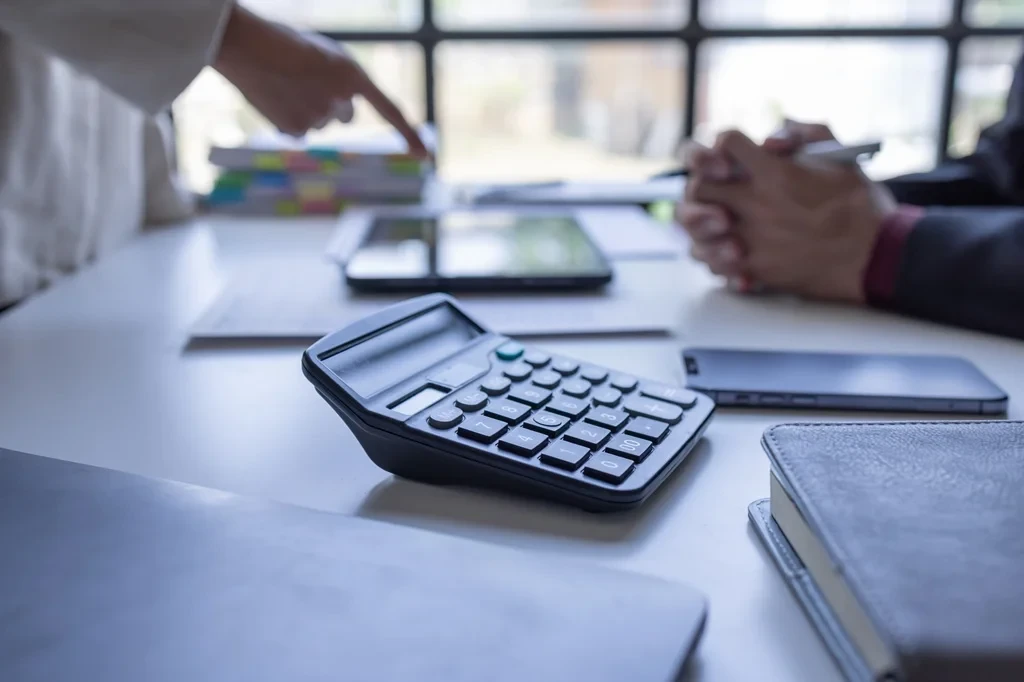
[653,140,882,178]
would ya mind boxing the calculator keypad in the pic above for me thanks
[414,343,712,491]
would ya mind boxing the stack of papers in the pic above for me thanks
[204,126,436,216]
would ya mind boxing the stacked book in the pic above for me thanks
[204,126,435,216]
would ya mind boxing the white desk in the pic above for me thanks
[1,217,1022,681]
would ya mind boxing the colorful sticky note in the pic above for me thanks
[254,153,286,171]
[319,160,342,175]
[283,151,320,172]
[275,200,301,216]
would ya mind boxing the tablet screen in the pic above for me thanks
[344,211,608,281]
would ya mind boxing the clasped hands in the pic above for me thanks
[675,121,897,303]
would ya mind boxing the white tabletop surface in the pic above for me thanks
[1,216,1022,682]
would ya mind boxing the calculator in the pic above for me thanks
[302,294,715,512]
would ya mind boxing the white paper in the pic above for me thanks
[189,259,685,341]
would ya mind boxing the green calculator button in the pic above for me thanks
[496,342,525,361]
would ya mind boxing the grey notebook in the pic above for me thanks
[0,448,706,682]
[749,422,1024,682]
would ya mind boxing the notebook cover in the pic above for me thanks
[753,421,1024,682]
[0,448,705,682]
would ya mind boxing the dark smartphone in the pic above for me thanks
[682,347,1008,415]
[343,210,613,293]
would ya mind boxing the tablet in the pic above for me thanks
[342,209,613,293]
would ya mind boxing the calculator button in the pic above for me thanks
[481,376,512,396]
[547,396,588,419]
[503,363,533,382]
[580,367,609,384]
[584,454,635,484]
[458,416,508,444]
[455,391,489,413]
[561,380,591,398]
[495,342,525,361]
[484,399,531,425]
[523,351,551,368]
[498,427,549,458]
[539,442,590,472]
[604,434,652,461]
[552,359,579,376]
[624,417,669,443]
[622,396,683,424]
[640,384,699,408]
[525,411,571,436]
[428,406,464,430]
[610,374,639,393]
[564,423,611,450]
[584,408,629,432]
[508,385,552,408]
[592,388,622,407]
[531,370,562,389]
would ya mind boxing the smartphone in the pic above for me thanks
[682,348,1008,415]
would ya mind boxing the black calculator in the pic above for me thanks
[302,294,715,512]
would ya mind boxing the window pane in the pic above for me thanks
[701,0,951,26]
[966,0,1024,25]
[174,43,424,193]
[437,0,686,28]
[696,39,946,178]
[239,0,421,30]
[949,39,1021,157]
[437,42,686,182]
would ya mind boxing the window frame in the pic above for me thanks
[315,0,1020,163]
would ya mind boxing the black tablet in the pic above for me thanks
[343,210,613,293]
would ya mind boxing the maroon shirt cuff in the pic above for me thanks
[863,205,924,305]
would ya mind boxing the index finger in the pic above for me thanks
[356,75,430,159]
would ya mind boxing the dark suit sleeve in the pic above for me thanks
[884,48,1024,207]
[884,207,1024,340]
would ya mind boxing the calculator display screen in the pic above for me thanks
[322,304,483,398]
[345,211,606,280]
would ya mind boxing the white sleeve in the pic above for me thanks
[0,0,234,114]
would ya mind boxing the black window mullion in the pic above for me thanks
[684,0,700,142]
[422,0,436,125]
[938,0,969,161]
